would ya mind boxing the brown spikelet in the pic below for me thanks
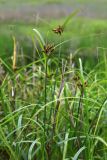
[43,44,55,56]
[52,25,63,35]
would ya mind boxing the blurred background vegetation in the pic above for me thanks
[0,0,107,65]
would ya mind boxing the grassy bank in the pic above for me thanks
[0,15,107,160]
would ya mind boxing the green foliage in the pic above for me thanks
[0,12,107,160]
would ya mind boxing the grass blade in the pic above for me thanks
[28,139,40,160]
[72,146,86,160]
[63,131,69,160]
[33,28,45,48]
[62,9,80,29]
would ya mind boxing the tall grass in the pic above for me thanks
[0,14,107,160]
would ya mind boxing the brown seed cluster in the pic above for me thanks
[52,25,63,35]
[77,81,88,89]
[43,44,55,56]
[73,75,88,89]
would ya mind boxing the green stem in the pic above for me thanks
[43,56,48,159]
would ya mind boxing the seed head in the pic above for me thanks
[52,25,63,35]
[43,44,55,56]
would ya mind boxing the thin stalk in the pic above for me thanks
[43,56,48,159]
[75,87,84,151]
[12,36,17,71]
[44,57,48,130]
